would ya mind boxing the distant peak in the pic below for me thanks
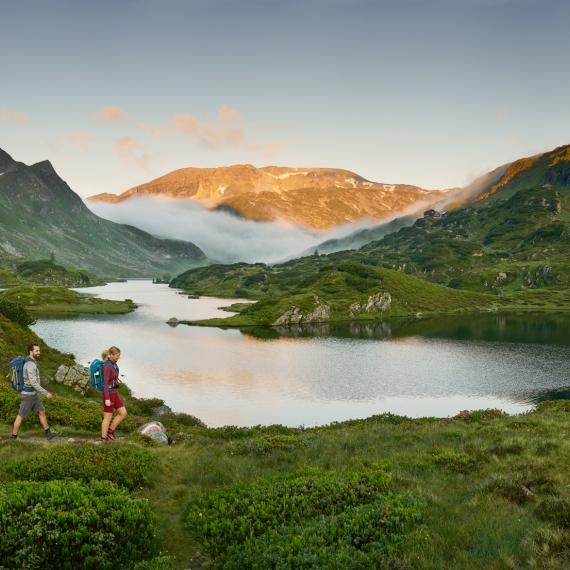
[87,192,122,203]
[30,159,57,175]
[0,148,15,169]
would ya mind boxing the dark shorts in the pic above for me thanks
[103,391,124,413]
[18,393,45,418]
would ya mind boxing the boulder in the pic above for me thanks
[137,421,169,445]
[54,364,91,395]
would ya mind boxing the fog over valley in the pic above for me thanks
[87,197,380,264]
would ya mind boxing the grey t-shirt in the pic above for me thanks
[23,359,49,396]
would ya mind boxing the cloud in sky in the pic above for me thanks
[63,131,95,151]
[139,122,159,136]
[168,105,280,157]
[0,110,31,123]
[218,104,241,121]
[94,106,127,123]
[112,136,151,172]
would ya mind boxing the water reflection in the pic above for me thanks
[247,313,570,346]
[30,280,570,427]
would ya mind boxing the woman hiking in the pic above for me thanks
[100,346,127,441]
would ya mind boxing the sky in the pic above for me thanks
[1,0,570,198]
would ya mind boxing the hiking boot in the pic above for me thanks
[45,429,58,441]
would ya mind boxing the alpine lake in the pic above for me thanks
[31,280,570,427]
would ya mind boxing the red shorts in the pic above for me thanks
[103,391,124,413]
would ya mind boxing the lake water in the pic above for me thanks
[32,280,570,427]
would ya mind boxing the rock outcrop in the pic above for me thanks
[349,292,392,317]
[273,297,331,326]
[54,364,91,395]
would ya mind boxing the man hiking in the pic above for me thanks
[11,343,56,440]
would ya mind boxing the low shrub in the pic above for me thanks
[161,412,206,429]
[186,465,391,558]
[227,434,310,456]
[224,494,423,569]
[0,389,140,432]
[127,396,205,428]
[484,465,556,505]
[453,409,507,424]
[321,412,413,430]
[487,441,525,457]
[127,397,166,416]
[525,525,570,566]
[0,298,35,326]
[0,480,159,569]
[3,445,157,490]
[536,497,570,527]
[132,556,176,570]
[201,424,301,441]
[425,448,480,474]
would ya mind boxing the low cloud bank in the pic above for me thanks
[88,197,376,264]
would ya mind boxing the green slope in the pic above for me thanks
[172,144,570,325]
[179,262,498,326]
[0,257,105,288]
[0,148,207,277]
[0,286,137,315]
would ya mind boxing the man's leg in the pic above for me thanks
[38,410,49,430]
[12,396,32,438]
[109,407,127,432]
[102,412,113,439]
[12,415,24,437]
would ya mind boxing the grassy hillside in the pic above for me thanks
[0,148,207,277]
[180,262,498,327]
[172,146,570,326]
[2,299,570,568]
[0,314,74,377]
[0,286,137,315]
[0,257,105,288]
[2,378,570,568]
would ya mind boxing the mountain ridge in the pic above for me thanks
[87,164,451,230]
[0,147,207,277]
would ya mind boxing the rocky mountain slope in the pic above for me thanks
[0,148,206,277]
[88,165,451,230]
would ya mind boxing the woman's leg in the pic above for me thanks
[101,411,114,438]
[109,407,127,432]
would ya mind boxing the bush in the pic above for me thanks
[536,496,570,527]
[425,448,480,474]
[0,298,35,326]
[3,445,157,490]
[484,464,555,505]
[0,388,140,432]
[228,434,310,456]
[202,424,300,441]
[453,409,507,423]
[224,494,423,569]
[0,480,159,569]
[132,556,175,570]
[186,466,391,558]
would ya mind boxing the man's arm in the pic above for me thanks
[23,361,49,396]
